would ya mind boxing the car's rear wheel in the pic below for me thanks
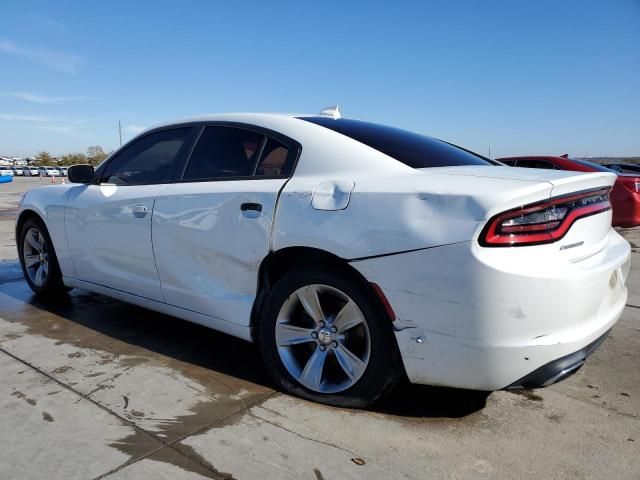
[18,217,70,296]
[258,265,402,407]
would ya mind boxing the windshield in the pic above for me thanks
[299,117,494,169]
[572,159,617,173]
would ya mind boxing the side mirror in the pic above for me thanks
[67,164,95,184]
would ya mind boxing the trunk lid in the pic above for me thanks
[422,166,617,256]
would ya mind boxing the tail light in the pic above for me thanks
[480,188,611,247]
[621,178,640,194]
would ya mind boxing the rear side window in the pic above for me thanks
[517,160,557,170]
[183,126,264,180]
[254,138,292,177]
[571,159,617,173]
[299,117,492,168]
[102,128,191,185]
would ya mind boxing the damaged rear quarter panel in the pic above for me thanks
[272,170,553,259]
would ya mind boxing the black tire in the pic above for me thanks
[258,264,403,408]
[18,216,70,296]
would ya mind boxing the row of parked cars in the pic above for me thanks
[0,166,69,177]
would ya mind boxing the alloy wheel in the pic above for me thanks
[22,227,49,287]
[275,284,371,393]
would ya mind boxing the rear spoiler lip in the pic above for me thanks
[548,171,616,198]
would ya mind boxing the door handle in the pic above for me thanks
[240,202,262,213]
[132,205,148,218]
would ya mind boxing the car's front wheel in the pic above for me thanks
[258,265,402,407]
[18,217,70,296]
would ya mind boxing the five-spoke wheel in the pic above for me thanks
[275,284,371,393]
[259,265,402,407]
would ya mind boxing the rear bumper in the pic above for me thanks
[505,329,610,390]
[351,225,630,391]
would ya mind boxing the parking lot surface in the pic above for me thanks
[1,177,639,479]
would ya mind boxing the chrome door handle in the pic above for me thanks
[132,205,148,218]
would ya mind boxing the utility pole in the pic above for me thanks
[118,121,122,147]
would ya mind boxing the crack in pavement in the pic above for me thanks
[247,410,358,458]
[246,409,416,480]
[95,392,280,480]
[0,345,275,480]
[554,387,640,422]
[101,392,280,480]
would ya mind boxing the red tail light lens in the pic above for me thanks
[480,188,611,247]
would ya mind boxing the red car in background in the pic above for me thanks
[498,155,640,227]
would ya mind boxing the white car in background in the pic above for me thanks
[23,167,40,176]
[59,167,68,176]
[38,166,60,177]
[0,167,14,176]
[11,166,24,176]
[15,109,630,407]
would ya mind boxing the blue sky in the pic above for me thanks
[0,0,638,158]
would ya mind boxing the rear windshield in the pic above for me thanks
[299,116,493,168]
[571,159,617,173]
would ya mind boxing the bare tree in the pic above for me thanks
[33,151,53,166]
[86,146,108,165]
[58,153,88,166]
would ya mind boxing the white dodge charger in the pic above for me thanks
[16,109,630,407]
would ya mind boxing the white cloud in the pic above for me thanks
[4,92,94,104]
[0,113,49,122]
[125,124,146,134]
[0,38,82,74]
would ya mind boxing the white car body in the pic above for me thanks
[23,167,40,176]
[0,168,14,176]
[11,166,24,176]
[16,112,630,395]
[39,166,60,176]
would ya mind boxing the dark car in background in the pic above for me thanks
[499,156,640,227]
[607,164,640,174]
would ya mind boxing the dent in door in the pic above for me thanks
[152,179,285,325]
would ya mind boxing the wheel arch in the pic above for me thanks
[15,208,45,242]
[249,246,395,342]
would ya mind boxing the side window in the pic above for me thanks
[538,161,556,170]
[183,126,264,180]
[101,128,191,185]
[526,160,556,170]
[254,138,292,177]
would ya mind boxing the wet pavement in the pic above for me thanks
[1,177,639,479]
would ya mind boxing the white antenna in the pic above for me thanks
[319,105,341,119]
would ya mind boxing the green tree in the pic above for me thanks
[86,146,108,165]
[58,153,87,166]
[33,151,53,166]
